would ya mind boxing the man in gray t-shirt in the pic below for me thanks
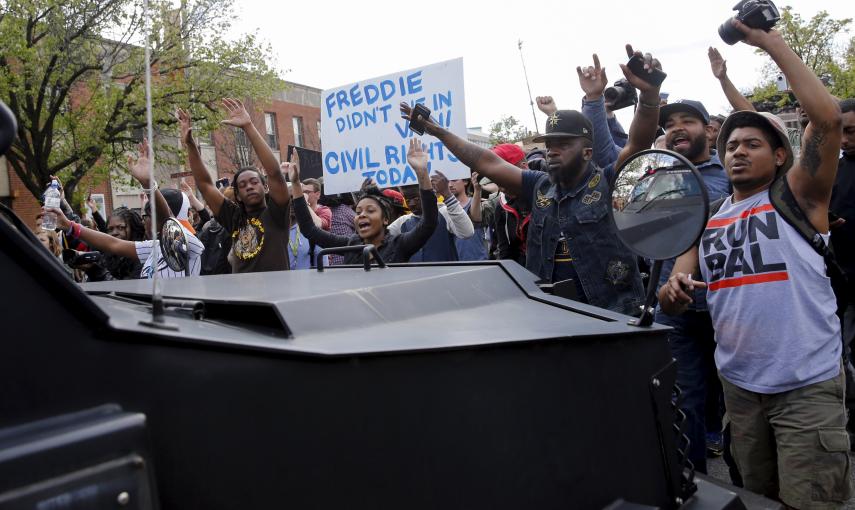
[659,23,852,508]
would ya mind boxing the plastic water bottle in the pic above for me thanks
[42,180,61,231]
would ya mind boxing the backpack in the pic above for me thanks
[709,175,848,321]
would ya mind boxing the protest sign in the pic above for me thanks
[321,58,467,194]
[287,145,323,180]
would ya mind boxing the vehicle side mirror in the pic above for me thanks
[609,149,709,326]
[159,218,189,274]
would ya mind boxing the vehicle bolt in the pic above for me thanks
[117,492,130,506]
[675,497,684,505]
[652,378,661,388]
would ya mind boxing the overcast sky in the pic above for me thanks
[232,0,854,134]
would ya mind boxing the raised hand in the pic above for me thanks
[175,107,193,146]
[430,171,451,199]
[220,98,252,128]
[281,149,300,183]
[179,178,192,195]
[730,19,783,50]
[360,176,378,191]
[86,195,98,214]
[128,139,152,188]
[399,103,437,130]
[576,54,609,100]
[708,47,728,80]
[406,137,429,173]
[536,96,557,116]
[471,171,481,192]
[48,174,63,194]
[619,44,663,95]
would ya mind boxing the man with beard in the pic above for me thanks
[400,44,661,315]
[653,98,732,473]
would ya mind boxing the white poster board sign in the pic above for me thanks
[321,58,467,194]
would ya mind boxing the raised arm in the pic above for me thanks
[708,47,755,112]
[577,54,621,168]
[287,157,350,248]
[469,172,483,224]
[128,139,172,235]
[400,103,523,195]
[615,44,664,170]
[432,171,474,239]
[221,98,290,208]
[176,108,225,216]
[397,138,439,258]
[736,20,843,231]
[43,206,137,260]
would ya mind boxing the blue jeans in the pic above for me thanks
[656,310,717,474]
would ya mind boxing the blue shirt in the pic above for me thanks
[289,224,324,270]
[455,200,489,261]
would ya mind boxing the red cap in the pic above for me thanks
[491,143,525,165]
[382,188,404,205]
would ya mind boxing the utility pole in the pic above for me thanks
[518,40,539,135]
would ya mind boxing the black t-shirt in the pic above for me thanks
[831,154,855,288]
[216,195,290,273]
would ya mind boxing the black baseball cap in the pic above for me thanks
[532,110,593,143]
[658,99,710,128]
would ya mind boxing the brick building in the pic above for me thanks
[2,81,322,227]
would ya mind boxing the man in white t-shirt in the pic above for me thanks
[44,140,204,279]
[659,20,850,508]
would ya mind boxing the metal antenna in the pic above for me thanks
[518,40,539,135]
[139,0,176,331]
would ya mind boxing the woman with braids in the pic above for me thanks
[289,138,437,264]
[95,206,147,280]
[177,99,291,273]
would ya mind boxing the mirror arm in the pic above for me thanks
[316,245,387,272]
[631,259,662,327]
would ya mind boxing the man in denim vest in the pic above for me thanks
[400,45,663,315]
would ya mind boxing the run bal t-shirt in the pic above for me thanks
[698,190,841,393]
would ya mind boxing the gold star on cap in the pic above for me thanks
[548,112,561,127]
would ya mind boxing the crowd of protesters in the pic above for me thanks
[28,17,855,509]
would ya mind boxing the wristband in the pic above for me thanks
[66,221,82,239]
[638,101,660,109]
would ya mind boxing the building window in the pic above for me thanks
[292,116,304,148]
[264,112,279,149]
[234,127,252,167]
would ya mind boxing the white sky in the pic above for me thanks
[232,0,855,134]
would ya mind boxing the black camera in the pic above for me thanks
[719,0,780,45]
[603,79,638,111]
[62,249,101,267]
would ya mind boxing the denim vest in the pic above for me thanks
[523,165,644,315]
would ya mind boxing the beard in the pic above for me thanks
[548,150,587,185]
[667,131,708,162]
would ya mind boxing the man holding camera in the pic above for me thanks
[400,44,661,315]
[660,19,851,507]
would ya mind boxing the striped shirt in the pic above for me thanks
[136,228,204,278]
